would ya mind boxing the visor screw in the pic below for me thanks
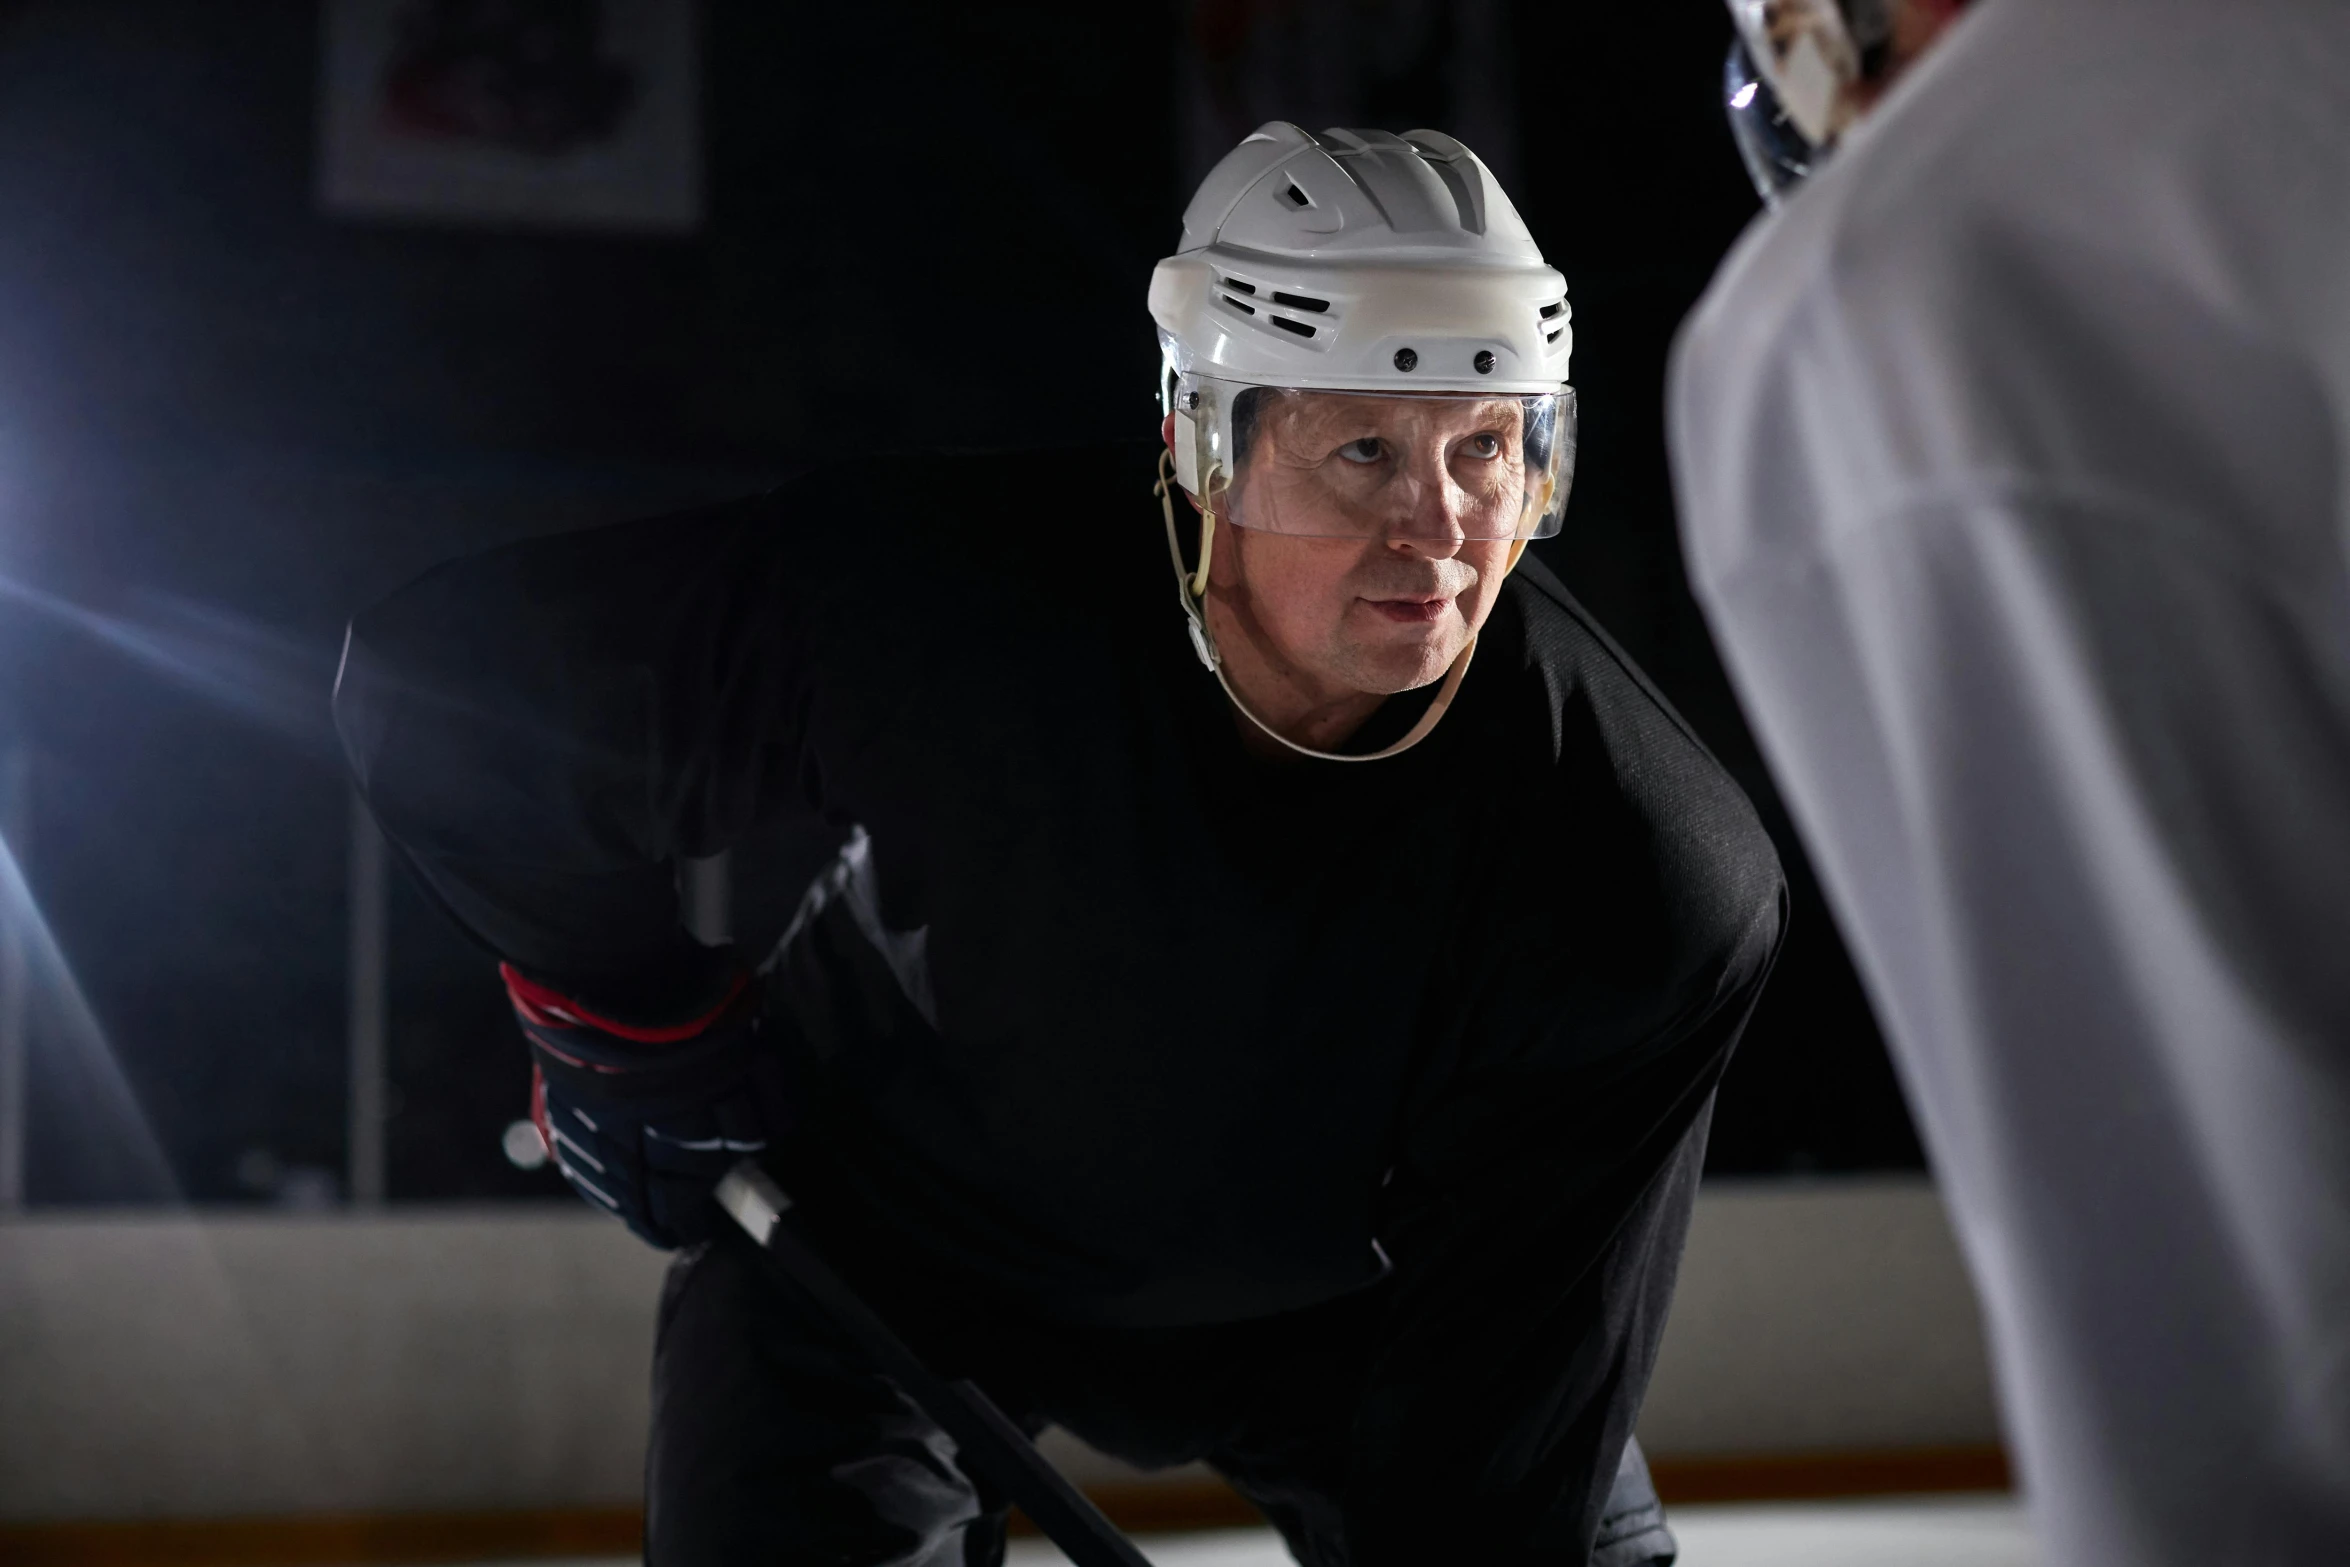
[1181,390,1199,410]
[1473,350,1497,374]
[1393,347,1418,372]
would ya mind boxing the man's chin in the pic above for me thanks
[1340,628,1466,695]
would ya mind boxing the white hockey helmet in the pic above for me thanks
[1149,123,1576,543]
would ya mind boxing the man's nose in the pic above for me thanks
[1385,455,1470,555]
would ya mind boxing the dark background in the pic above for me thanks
[0,0,1919,1207]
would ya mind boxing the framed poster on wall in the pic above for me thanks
[317,0,702,232]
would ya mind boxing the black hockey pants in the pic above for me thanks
[642,1233,1678,1567]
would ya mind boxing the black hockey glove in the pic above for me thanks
[504,962,781,1249]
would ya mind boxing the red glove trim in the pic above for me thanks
[500,962,751,1045]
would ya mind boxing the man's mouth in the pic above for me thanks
[1363,594,1450,625]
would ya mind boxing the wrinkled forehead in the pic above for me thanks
[1253,388,1526,448]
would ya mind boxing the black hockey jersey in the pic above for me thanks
[334,442,1783,1328]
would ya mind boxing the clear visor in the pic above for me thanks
[1176,377,1577,542]
[1724,37,1817,209]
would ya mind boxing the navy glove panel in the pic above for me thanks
[506,962,781,1249]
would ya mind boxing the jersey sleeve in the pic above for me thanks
[1349,950,1772,1559]
[333,492,822,1019]
[1344,598,1788,1558]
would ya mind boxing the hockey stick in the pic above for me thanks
[716,1160,1157,1567]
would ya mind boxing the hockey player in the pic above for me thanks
[338,124,1785,1567]
[1676,2,2350,1562]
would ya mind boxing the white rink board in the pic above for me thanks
[0,1176,1997,1519]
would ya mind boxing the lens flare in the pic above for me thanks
[0,576,338,1204]
[0,576,338,751]
[0,817,180,1202]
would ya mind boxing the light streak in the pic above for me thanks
[0,815,180,1202]
[0,576,338,752]
[0,573,339,1202]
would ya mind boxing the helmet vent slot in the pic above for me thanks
[1539,298,1569,344]
[1212,272,1341,350]
[1283,182,1313,208]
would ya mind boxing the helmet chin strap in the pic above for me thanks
[1154,450,1525,764]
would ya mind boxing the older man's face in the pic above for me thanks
[1207,391,1528,697]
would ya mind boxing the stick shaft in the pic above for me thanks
[717,1162,1154,1567]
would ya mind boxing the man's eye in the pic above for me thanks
[1462,432,1503,460]
[1337,438,1385,464]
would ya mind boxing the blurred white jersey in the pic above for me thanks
[1671,0,2350,1561]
